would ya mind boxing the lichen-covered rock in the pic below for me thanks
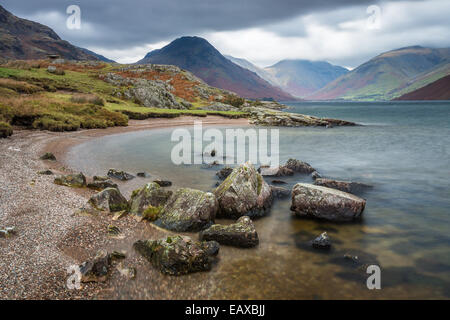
[291,183,366,222]
[79,250,111,283]
[133,235,219,275]
[216,166,233,180]
[87,179,118,191]
[107,169,135,181]
[129,182,172,219]
[199,216,259,248]
[154,188,217,232]
[270,185,291,199]
[214,162,272,219]
[88,188,129,212]
[54,172,86,187]
[314,178,372,194]
[311,232,331,249]
[284,158,316,174]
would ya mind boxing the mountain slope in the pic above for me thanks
[137,36,295,100]
[224,55,278,85]
[0,5,104,61]
[309,46,450,101]
[264,60,349,98]
[394,75,450,100]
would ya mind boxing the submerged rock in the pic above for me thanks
[199,216,259,248]
[311,232,331,249]
[216,167,234,180]
[284,158,316,174]
[54,172,86,188]
[314,178,372,195]
[129,182,172,220]
[270,185,291,199]
[88,188,129,212]
[214,162,273,219]
[40,152,56,161]
[107,169,135,181]
[291,183,366,222]
[153,179,172,187]
[133,235,219,275]
[87,179,118,191]
[79,250,111,283]
[154,188,217,232]
[271,179,287,185]
[137,172,150,178]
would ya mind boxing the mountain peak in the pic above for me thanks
[138,36,295,100]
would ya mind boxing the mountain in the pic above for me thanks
[137,36,295,101]
[394,75,450,100]
[264,60,349,98]
[0,5,104,61]
[224,55,278,85]
[309,46,450,101]
[76,47,116,63]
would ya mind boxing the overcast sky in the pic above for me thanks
[2,0,449,68]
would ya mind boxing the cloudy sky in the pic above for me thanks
[2,0,450,68]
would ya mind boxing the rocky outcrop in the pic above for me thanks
[107,169,135,181]
[54,172,86,188]
[79,250,111,283]
[291,183,366,222]
[88,188,129,212]
[243,107,356,127]
[154,188,218,232]
[214,162,272,219]
[129,182,172,220]
[133,235,219,275]
[311,232,331,249]
[200,102,239,112]
[199,216,259,248]
[314,178,372,194]
[284,158,316,174]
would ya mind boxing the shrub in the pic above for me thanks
[223,95,245,108]
[71,93,105,106]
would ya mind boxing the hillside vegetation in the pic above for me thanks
[0,59,248,138]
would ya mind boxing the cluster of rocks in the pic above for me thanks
[243,107,356,127]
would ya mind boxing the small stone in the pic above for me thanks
[40,152,56,161]
[79,250,111,283]
[270,185,290,199]
[311,232,331,249]
[107,169,135,181]
[153,179,172,187]
[110,250,126,261]
[88,188,129,212]
[93,176,109,182]
[112,210,127,221]
[37,170,53,175]
[311,171,322,180]
[137,172,150,178]
[107,225,124,239]
[116,263,136,280]
[271,180,287,184]
[0,226,16,238]
[54,172,86,188]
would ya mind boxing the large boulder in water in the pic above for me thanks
[54,172,86,188]
[88,188,129,212]
[199,216,259,248]
[314,178,372,195]
[291,183,366,222]
[284,158,316,174]
[214,162,272,219]
[133,235,219,275]
[129,182,172,220]
[154,188,217,232]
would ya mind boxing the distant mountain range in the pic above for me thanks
[0,5,104,61]
[137,36,295,101]
[309,46,450,101]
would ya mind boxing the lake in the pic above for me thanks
[67,101,450,299]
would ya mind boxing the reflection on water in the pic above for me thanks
[67,101,450,299]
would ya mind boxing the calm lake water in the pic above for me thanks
[67,101,450,299]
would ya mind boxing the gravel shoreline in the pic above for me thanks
[0,116,248,299]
